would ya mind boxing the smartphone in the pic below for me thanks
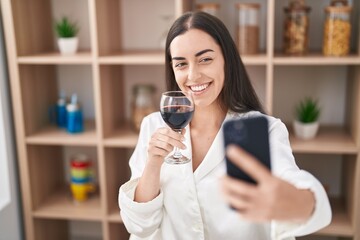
[223,116,271,184]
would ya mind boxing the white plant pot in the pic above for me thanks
[58,37,78,55]
[293,120,319,140]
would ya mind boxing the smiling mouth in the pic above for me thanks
[188,82,211,93]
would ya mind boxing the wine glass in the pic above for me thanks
[160,91,194,164]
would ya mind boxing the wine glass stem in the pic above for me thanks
[173,130,182,159]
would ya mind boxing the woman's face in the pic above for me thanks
[169,29,225,108]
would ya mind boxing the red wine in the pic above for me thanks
[161,105,194,130]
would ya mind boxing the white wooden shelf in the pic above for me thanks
[99,51,164,65]
[289,126,358,154]
[32,189,102,221]
[26,121,97,146]
[17,51,93,64]
[273,53,360,65]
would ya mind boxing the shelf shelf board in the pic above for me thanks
[17,51,93,64]
[26,121,97,146]
[33,189,102,221]
[98,51,268,65]
[289,126,358,154]
[316,198,353,237]
[99,51,164,65]
[273,53,360,65]
[103,126,138,148]
[108,210,123,223]
[241,54,268,65]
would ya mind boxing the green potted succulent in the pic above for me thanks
[293,97,321,140]
[55,16,79,55]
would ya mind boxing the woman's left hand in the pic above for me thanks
[221,145,315,223]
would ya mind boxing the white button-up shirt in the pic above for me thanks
[119,111,331,240]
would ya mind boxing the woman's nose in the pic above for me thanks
[188,64,201,81]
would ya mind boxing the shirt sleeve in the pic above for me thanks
[118,114,164,238]
[267,118,332,240]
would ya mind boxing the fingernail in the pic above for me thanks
[181,136,185,141]
[182,145,187,150]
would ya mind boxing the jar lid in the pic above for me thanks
[197,3,220,9]
[325,0,352,12]
[236,3,260,9]
[71,154,91,167]
[284,0,311,13]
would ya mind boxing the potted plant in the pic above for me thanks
[55,16,79,55]
[293,97,321,140]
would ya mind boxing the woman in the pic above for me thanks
[119,11,331,240]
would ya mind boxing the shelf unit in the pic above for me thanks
[1,0,360,239]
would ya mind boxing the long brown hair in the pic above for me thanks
[165,11,264,114]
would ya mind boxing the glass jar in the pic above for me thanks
[323,0,352,56]
[236,3,260,55]
[196,3,220,18]
[132,84,156,132]
[283,0,311,55]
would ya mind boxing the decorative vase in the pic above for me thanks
[58,37,78,55]
[293,120,319,140]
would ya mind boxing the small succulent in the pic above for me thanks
[295,97,321,123]
[55,17,79,38]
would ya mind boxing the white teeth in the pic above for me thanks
[190,83,210,92]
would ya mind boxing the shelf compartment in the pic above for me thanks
[316,198,353,237]
[28,145,101,221]
[18,51,93,64]
[33,189,102,221]
[104,148,131,218]
[289,126,357,154]
[26,121,97,146]
[274,53,360,65]
[19,64,96,137]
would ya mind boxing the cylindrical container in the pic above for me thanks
[70,154,95,203]
[283,0,311,55]
[56,92,67,128]
[236,3,260,55]
[323,0,352,56]
[66,94,84,134]
[132,84,156,132]
[196,3,220,18]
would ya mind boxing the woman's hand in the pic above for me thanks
[135,127,186,203]
[147,127,186,168]
[221,145,315,223]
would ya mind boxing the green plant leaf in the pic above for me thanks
[55,17,79,38]
[295,97,321,123]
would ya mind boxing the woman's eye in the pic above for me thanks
[200,57,213,63]
[174,62,187,68]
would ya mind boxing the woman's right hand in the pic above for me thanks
[135,127,186,203]
[147,127,186,167]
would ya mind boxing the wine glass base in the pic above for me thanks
[165,155,191,164]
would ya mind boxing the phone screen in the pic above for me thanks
[223,116,271,184]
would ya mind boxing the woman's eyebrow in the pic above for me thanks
[172,49,215,61]
[195,49,214,57]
